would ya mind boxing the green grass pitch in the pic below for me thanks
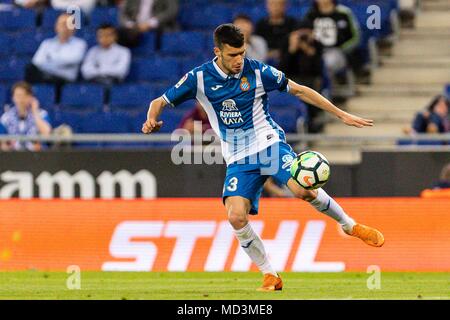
[0,271,449,300]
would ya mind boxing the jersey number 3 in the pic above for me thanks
[227,177,238,192]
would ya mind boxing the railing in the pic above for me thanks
[0,133,449,144]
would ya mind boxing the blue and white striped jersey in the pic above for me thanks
[163,57,290,164]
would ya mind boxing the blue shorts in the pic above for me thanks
[222,141,297,215]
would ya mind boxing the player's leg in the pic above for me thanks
[223,167,282,291]
[270,141,384,247]
[224,196,283,291]
[286,179,384,247]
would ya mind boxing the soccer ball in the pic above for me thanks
[290,151,330,190]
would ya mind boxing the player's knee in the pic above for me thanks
[228,211,248,229]
[227,205,249,229]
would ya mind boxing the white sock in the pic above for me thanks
[309,188,356,233]
[234,223,278,276]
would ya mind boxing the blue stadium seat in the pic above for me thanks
[89,6,119,29]
[158,109,189,133]
[0,85,7,107]
[0,8,36,30]
[270,109,298,133]
[0,33,13,56]
[13,31,53,56]
[288,3,311,20]
[232,5,267,24]
[130,109,185,134]
[180,5,233,30]
[268,91,303,109]
[33,84,56,110]
[445,84,450,99]
[0,58,27,82]
[344,1,394,39]
[110,84,154,113]
[127,57,181,83]
[129,112,148,134]
[77,27,97,48]
[48,110,84,132]
[161,31,207,55]
[60,84,104,112]
[79,111,131,134]
[180,54,210,75]
[131,32,157,57]
[268,91,308,133]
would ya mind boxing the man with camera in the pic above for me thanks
[279,26,326,133]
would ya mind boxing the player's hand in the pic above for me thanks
[339,112,374,128]
[142,118,163,134]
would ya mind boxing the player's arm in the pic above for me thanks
[288,79,373,128]
[142,96,168,134]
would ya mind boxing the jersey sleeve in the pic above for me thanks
[258,61,289,93]
[162,71,197,107]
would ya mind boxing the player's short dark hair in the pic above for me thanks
[214,23,245,49]
[97,23,116,33]
[12,81,33,96]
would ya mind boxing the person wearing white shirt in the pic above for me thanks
[81,24,131,85]
[50,0,96,15]
[26,13,87,84]
[14,0,48,9]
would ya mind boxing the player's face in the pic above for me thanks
[216,44,246,75]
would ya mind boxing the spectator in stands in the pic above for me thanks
[25,13,87,86]
[233,14,268,62]
[255,0,298,65]
[81,24,131,85]
[50,0,96,15]
[421,163,450,198]
[405,95,450,135]
[118,0,179,48]
[14,0,48,9]
[0,82,52,151]
[179,102,211,135]
[97,0,120,6]
[14,0,48,25]
[302,0,360,77]
[432,163,450,189]
[279,24,326,132]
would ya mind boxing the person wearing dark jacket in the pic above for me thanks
[255,0,298,65]
[118,0,179,47]
[302,0,360,76]
[279,24,325,132]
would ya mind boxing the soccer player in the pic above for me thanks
[142,24,384,291]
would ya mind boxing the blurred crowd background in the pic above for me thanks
[0,0,448,152]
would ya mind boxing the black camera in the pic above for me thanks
[299,34,309,42]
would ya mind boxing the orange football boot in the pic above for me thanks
[256,273,283,292]
[347,223,385,247]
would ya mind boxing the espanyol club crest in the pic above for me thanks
[240,77,250,91]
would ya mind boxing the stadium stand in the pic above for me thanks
[1,0,430,146]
